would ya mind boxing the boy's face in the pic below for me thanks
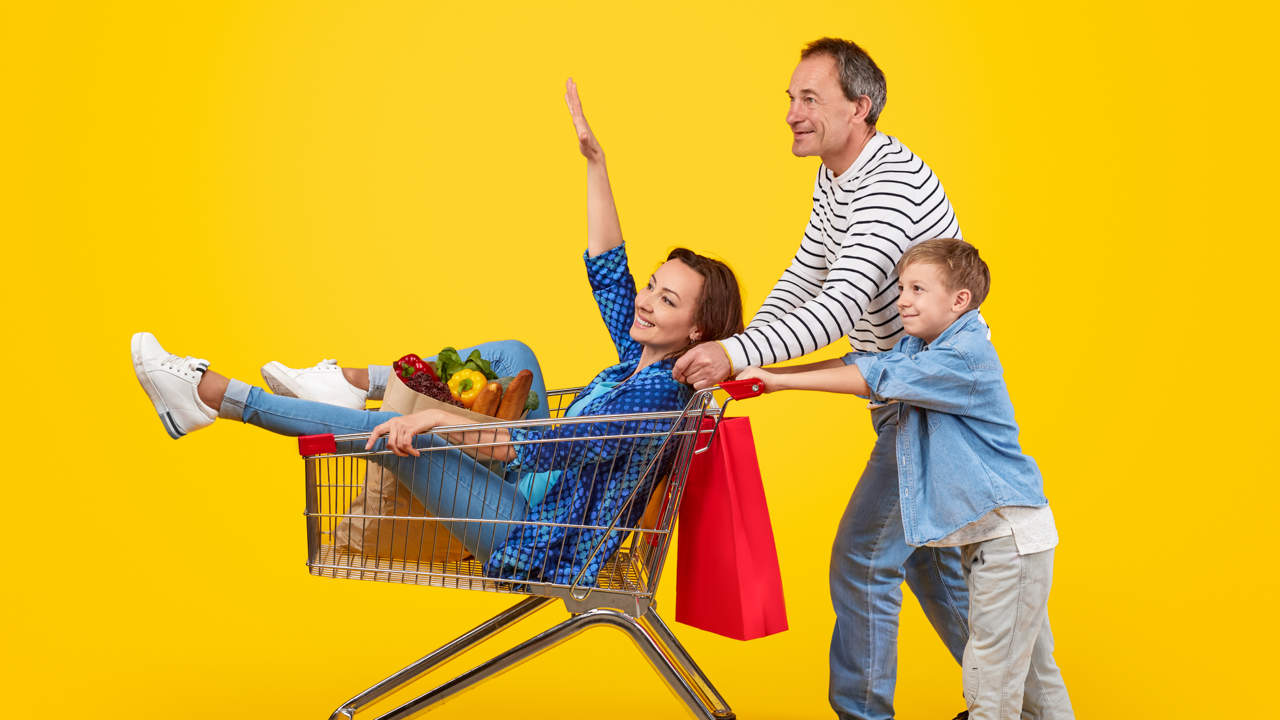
[896,262,972,344]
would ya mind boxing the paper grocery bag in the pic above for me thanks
[380,370,506,423]
[675,416,788,640]
[334,372,492,563]
[334,462,471,563]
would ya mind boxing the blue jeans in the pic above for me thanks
[222,339,547,562]
[829,404,970,720]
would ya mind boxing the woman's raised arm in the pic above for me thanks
[566,79,623,258]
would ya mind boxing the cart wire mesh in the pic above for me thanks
[301,386,721,608]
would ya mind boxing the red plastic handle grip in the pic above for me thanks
[298,434,337,457]
[717,379,766,400]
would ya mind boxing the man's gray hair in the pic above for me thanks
[802,38,887,126]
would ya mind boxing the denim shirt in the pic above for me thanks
[845,310,1048,546]
[485,245,692,585]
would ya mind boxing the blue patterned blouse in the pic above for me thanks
[484,245,693,585]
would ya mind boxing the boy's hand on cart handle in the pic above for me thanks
[367,410,442,457]
[735,367,778,393]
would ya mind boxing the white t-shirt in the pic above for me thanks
[929,505,1059,556]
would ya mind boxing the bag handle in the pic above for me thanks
[693,379,764,456]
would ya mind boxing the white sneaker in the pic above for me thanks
[131,332,218,439]
[260,359,367,409]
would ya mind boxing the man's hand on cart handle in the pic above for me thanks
[673,342,732,390]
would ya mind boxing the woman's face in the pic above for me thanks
[631,258,705,356]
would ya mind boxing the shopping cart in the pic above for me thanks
[297,380,763,720]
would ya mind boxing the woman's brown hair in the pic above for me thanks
[664,248,745,361]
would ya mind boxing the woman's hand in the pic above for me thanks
[568,78,624,257]
[566,78,604,164]
[735,367,780,393]
[366,410,442,457]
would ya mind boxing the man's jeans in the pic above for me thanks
[829,405,971,720]
[220,339,548,562]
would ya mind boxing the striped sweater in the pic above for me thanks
[722,132,962,370]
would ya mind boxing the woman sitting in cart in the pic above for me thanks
[130,80,745,585]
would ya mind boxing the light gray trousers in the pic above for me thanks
[961,536,1074,720]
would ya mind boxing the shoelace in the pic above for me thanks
[163,353,209,375]
[315,359,339,369]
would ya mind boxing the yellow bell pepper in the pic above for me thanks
[447,369,488,409]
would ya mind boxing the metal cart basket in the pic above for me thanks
[298,381,761,720]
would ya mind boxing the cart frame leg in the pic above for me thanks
[640,609,734,718]
[361,607,733,720]
[328,596,553,720]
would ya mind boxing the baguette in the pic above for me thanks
[472,381,504,417]
[497,369,533,420]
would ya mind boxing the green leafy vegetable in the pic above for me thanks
[434,347,464,381]
[464,349,497,380]
[434,346,499,382]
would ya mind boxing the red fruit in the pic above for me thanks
[394,354,441,382]
[393,354,462,408]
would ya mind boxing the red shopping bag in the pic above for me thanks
[675,415,788,640]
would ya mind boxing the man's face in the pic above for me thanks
[786,54,858,159]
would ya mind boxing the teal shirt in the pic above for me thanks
[516,380,620,506]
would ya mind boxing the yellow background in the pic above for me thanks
[4,1,1277,717]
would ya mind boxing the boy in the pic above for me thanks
[738,238,1073,720]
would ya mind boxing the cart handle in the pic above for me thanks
[717,378,765,400]
[690,379,764,457]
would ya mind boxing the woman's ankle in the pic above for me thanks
[197,370,229,411]
[343,367,370,391]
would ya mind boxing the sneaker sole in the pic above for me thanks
[131,333,185,440]
[260,361,302,398]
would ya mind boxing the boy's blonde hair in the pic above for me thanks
[897,238,991,309]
